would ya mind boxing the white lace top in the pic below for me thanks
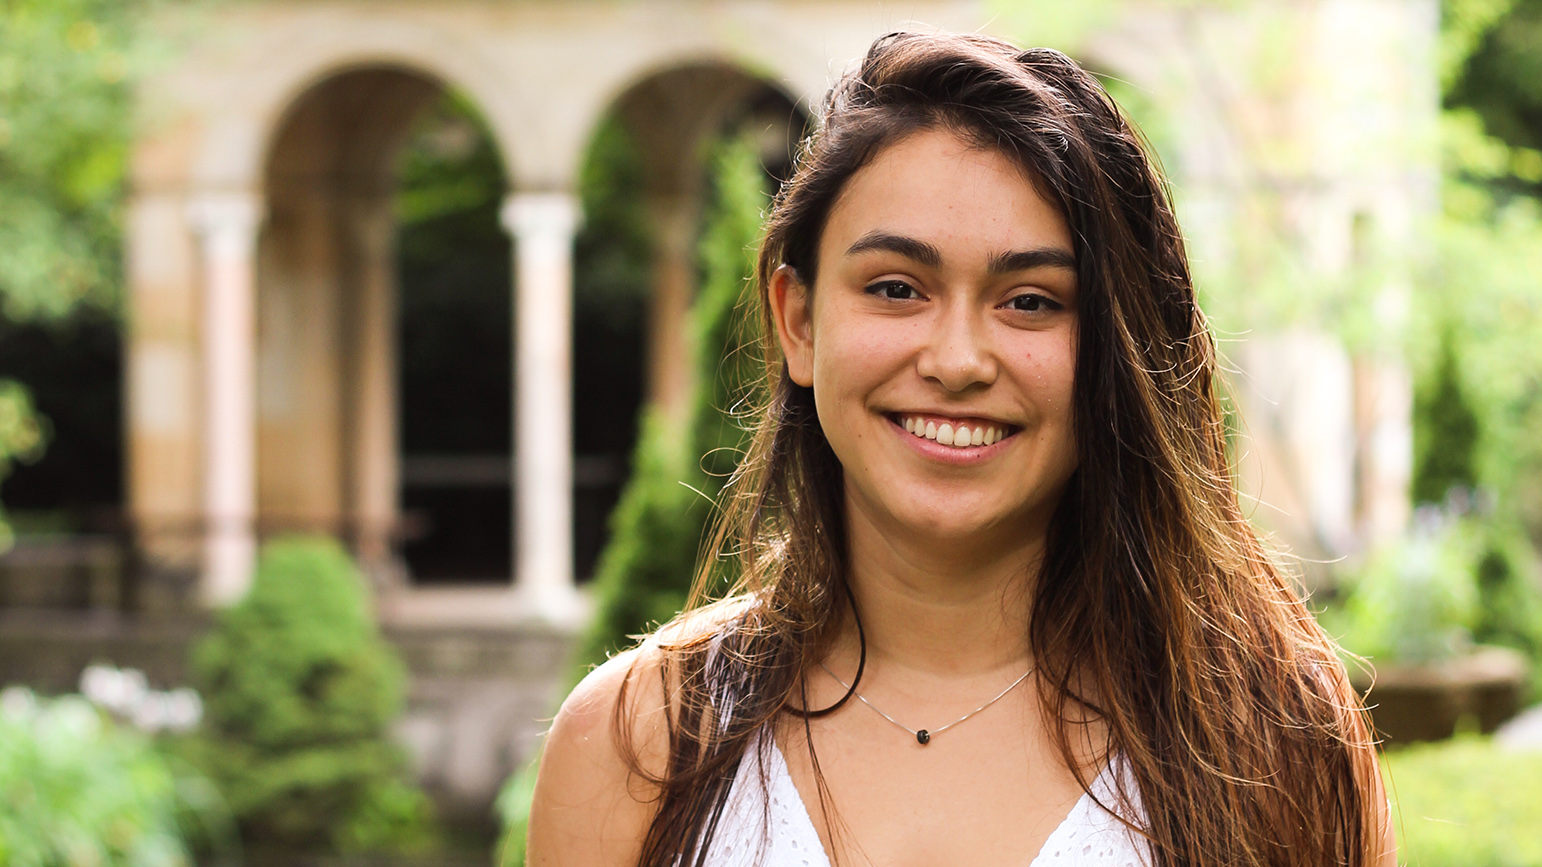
[699,733,1150,866]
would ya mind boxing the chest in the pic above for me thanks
[774,706,1102,866]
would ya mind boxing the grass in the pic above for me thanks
[1385,736,1542,867]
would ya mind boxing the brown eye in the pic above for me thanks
[1010,293,1057,312]
[865,280,920,300]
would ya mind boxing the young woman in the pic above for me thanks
[528,31,1394,867]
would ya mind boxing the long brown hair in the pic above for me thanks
[614,31,1383,867]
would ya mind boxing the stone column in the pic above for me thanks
[644,193,697,423]
[348,202,400,583]
[500,192,583,624]
[187,192,263,606]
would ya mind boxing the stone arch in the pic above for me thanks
[255,64,513,586]
[182,21,529,195]
[586,59,807,418]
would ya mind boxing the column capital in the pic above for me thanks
[186,191,265,241]
[499,191,581,240]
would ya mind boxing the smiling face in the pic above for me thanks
[770,128,1080,560]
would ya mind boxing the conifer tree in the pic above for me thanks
[574,136,768,669]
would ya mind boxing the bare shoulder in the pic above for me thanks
[525,599,753,866]
[525,643,671,867]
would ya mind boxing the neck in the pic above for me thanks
[832,496,1045,679]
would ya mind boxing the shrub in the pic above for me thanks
[1472,520,1542,698]
[177,535,433,855]
[1384,736,1542,866]
[0,687,198,867]
[1328,515,1483,664]
[1326,509,1542,699]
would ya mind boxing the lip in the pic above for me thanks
[886,414,1016,465]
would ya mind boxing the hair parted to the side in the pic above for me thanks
[611,31,1384,867]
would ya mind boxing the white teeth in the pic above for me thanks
[900,416,1009,449]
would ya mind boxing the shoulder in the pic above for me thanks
[526,598,757,866]
[526,644,668,866]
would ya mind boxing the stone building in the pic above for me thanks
[0,0,1436,823]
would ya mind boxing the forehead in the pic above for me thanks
[819,129,1072,269]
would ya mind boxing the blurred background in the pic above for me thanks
[0,0,1539,864]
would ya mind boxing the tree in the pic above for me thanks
[1413,328,1481,505]
[1449,0,1542,168]
[1425,0,1542,536]
[0,0,157,541]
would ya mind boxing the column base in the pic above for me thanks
[512,580,590,630]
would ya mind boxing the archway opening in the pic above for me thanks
[571,63,807,582]
[394,93,512,584]
[259,66,513,586]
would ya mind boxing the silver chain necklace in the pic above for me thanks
[818,661,1036,745]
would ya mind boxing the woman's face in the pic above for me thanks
[771,128,1080,555]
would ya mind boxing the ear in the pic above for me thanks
[768,264,815,387]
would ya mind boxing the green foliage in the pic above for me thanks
[492,760,538,867]
[572,135,769,669]
[1449,0,1542,160]
[1432,0,1542,537]
[1413,328,1482,505]
[1417,135,1542,533]
[1327,510,1542,696]
[0,0,153,545]
[1474,521,1542,652]
[1471,519,1542,696]
[0,688,196,867]
[1327,517,1484,665]
[1442,0,1522,92]
[0,0,156,319]
[571,115,650,518]
[1384,736,1542,866]
[394,90,511,458]
[571,408,710,668]
[0,378,46,549]
[574,115,652,329]
[985,0,1125,56]
[179,536,433,855]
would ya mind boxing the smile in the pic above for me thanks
[894,414,1018,450]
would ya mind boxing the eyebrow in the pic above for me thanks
[845,230,1077,275]
[845,231,942,268]
[987,247,1077,275]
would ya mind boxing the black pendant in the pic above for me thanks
[916,729,931,745]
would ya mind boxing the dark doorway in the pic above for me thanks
[395,92,512,584]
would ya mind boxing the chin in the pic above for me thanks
[889,500,1012,542]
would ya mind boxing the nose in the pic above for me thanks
[915,299,998,392]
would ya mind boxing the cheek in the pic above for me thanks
[809,312,918,397]
[1017,332,1078,430]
